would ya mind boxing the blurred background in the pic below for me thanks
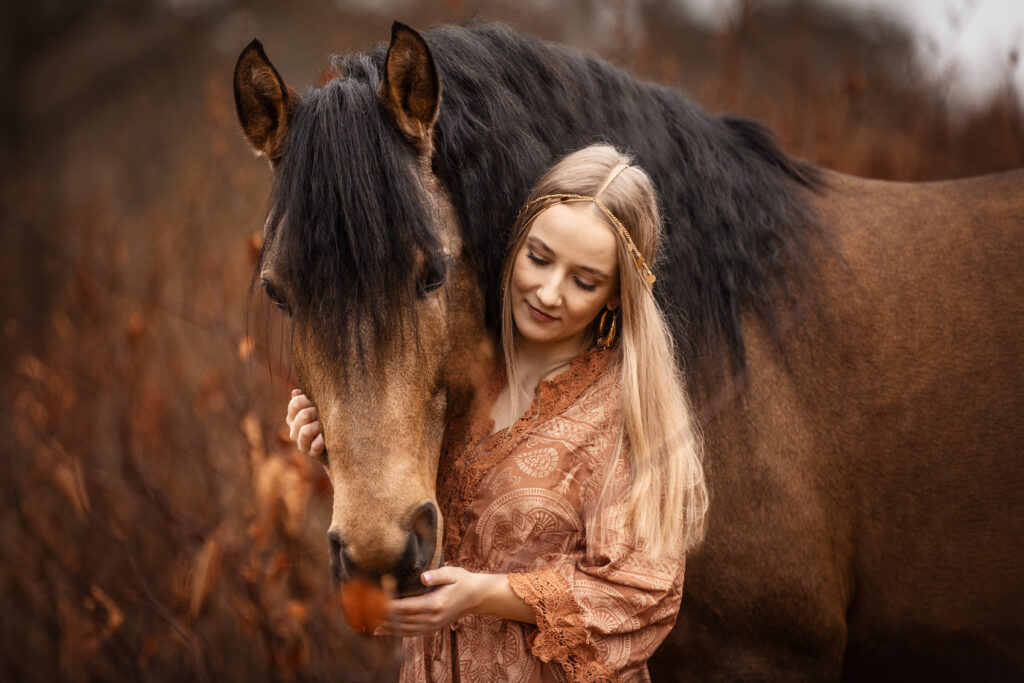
[1,0,1020,680]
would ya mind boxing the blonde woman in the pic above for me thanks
[287,144,708,681]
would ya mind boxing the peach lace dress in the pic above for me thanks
[399,349,685,683]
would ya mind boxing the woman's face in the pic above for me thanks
[510,202,621,348]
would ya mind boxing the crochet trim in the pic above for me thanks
[508,565,616,683]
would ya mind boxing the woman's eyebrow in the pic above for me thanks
[576,264,611,280]
[526,236,552,254]
[526,236,611,280]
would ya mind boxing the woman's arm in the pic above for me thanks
[375,567,535,637]
[473,572,537,624]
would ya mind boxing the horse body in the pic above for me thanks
[662,170,1024,679]
[815,172,1024,679]
[234,23,1024,680]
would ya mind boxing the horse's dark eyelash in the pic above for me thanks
[417,258,449,296]
[262,280,291,313]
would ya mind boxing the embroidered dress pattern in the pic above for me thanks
[401,349,685,683]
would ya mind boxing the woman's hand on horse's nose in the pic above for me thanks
[374,566,486,637]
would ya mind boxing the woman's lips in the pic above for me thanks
[527,302,557,322]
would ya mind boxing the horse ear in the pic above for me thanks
[378,22,441,153]
[233,39,298,165]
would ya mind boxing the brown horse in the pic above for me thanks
[234,22,1024,680]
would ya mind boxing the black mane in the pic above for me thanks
[271,22,823,380]
[262,55,444,354]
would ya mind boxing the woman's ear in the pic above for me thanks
[606,293,621,311]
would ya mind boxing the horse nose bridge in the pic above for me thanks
[325,429,442,505]
[320,396,433,456]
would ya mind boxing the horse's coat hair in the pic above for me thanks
[270,23,823,380]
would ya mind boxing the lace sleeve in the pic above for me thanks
[507,436,686,682]
[507,564,616,683]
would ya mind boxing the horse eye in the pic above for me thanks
[262,279,291,314]
[417,260,447,297]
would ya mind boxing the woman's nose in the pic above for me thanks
[536,273,562,307]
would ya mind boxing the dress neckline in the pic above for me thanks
[480,346,613,441]
[438,345,618,563]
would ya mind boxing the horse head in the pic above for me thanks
[234,24,485,596]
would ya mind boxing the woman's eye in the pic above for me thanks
[527,251,548,266]
[575,279,597,292]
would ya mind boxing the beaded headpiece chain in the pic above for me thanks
[517,163,656,291]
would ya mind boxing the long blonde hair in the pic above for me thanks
[500,144,708,558]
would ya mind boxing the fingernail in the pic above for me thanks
[422,572,432,584]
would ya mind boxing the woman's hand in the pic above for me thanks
[375,567,493,636]
[285,389,325,459]
[375,567,537,636]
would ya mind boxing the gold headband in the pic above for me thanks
[518,165,656,290]
[594,163,630,198]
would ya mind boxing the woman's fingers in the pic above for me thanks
[375,612,444,636]
[286,393,313,425]
[297,420,322,456]
[284,391,324,458]
[289,406,319,443]
[420,567,459,587]
[310,433,325,457]
[387,594,438,616]
[372,576,469,637]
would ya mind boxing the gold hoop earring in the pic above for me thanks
[596,308,619,350]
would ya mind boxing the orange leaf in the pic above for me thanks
[339,579,388,633]
[124,311,146,346]
[189,537,221,617]
[285,600,309,623]
[247,233,263,265]
[238,336,254,361]
[89,585,124,637]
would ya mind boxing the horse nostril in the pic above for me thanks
[328,530,343,557]
[340,547,358,577]
[408,501,439,572]
[328,530,356,581]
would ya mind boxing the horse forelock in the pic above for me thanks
[259,55,446,364]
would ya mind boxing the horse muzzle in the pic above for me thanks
[329,500,441,598]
